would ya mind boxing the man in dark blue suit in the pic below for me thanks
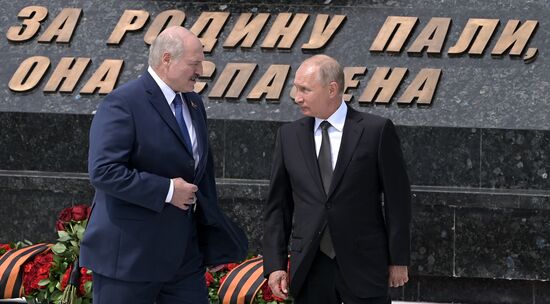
[80,26,247,304]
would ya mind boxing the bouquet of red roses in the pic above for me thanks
[22,204,92,304]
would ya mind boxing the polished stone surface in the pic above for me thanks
[1,0,549,131]
[455,207,550,280]
[401,276,538,303]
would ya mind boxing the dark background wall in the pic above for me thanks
[1,1,550,303]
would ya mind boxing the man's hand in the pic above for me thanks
[388,265,408,287]
[171,177,198,210]
[268,270,289,300]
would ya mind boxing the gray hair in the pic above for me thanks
[306,55,345,94]
[148,32,184,67]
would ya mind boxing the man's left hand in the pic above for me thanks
[388,265,408,287]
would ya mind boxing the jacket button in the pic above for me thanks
[325,202,332,209]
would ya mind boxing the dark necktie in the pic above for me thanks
[318,121,335,258]
[173,93,193,153]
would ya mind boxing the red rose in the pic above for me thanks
[78,267,92,296]
[61,266,72,290]
[58,208,72,222]
[0,244,12,254]
[72,205,90,221]
[205,271,214,287]
[56,220,66,231]
[226,263,238,271]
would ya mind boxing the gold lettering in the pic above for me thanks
[370,16,418,53]
[359,67,407,104]
[38,8,82,43]
[302,14,346,50]
[448,18,499,55]
[144,10,186,45]
[343,67,367,103]
[491,20,538,63]
[9,56,51,92]
[43,57,90,92]
[6,6,48,42]
[80,59,124,94]
[247,64,290,102]
[194,60,216,94]
[407,17,451,55]
[107,10,149,45]
[223,13,270,48]
[261,13,308,49]
[398,68,441,105]
[208,63,256,99]
[190,12,230,53]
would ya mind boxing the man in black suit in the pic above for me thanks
[262,55,411,304]
[80,26,247,304]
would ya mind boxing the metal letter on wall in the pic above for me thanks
[194,60,216,94]
[398,68,442,105]
[302,14,346,50]
[80,59,124,94]
[38,8,82,43]
[223,13,270,48]
[448,18,499,55]
[9,56,51,92]
[190,12,230,53]
[208,63,257,99]
[359,67,408,103]
[6,6,48,42]
[144,10,186,45]
[407,17,451,55]
[43,57,91,93]
[247,64,290,102]
[261,13,309,49]
[107,10,150,45]
[491,20,539,63]
[370,16,418,53]
[343,67,367,103]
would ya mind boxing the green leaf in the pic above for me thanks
[38,279,50,286]
[84,280,93,294]
[57,230,69,238]
[75,225,86,240]
[52,243,67,254]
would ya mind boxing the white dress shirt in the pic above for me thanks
[314,101,348,169]
[147,67,200,203]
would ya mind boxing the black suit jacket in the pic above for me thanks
[262,106,411,298]
[80,72,248,281]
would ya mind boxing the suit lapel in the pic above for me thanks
[297,118,326,198]
[183,93,208,182]
[328,107,364,197]
[142,73,193,157]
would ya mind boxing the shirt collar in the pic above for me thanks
[314,100,348,132]
[148,66,177,105]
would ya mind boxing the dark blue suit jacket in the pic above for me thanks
[80,72,247,282]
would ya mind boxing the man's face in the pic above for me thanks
[293,64,331,118]
[165,40,204,93]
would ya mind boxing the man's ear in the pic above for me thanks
[328,81,338,97]
[162,52,171,65]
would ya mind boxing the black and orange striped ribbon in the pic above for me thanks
[217,256,267,304]
[0,243,51,299]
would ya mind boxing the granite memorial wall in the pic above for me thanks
[1,0,550,303]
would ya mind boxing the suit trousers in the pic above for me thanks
[294,250,391,304]
[92,213,207,304]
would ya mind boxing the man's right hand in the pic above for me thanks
[170,177,198,210]
[268,270,289,300]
